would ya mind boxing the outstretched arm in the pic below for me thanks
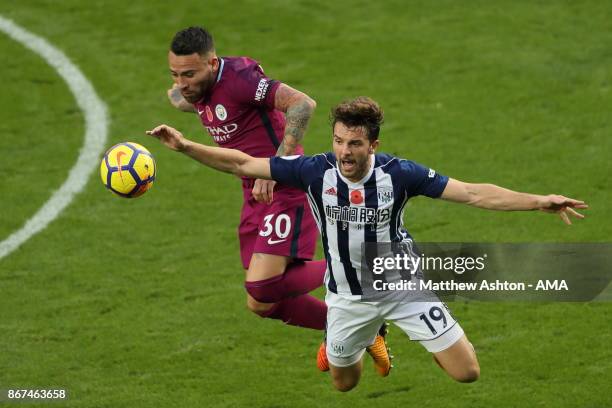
[440,178,588,225]
[146,124,271,179]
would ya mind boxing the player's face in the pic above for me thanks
[168,51,219,103]
[333,122,379,182]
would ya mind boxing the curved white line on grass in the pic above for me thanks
[0,16,108,260]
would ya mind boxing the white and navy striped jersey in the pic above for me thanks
[270,153,448,300]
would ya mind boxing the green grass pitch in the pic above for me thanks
[0,1,610,407]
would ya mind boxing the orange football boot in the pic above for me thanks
[317,341,329,372]
[366,322,393,377]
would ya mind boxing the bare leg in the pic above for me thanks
[329,360,363,392]
[433,334,480,383]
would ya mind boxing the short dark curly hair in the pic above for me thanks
[170,26,215,56]
[330,97,384,142]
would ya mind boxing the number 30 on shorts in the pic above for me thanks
[259,213,292,239]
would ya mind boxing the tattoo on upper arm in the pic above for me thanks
[274,84,296,112]
[170,87,184,104]
[274,84,315,156]
[169,87,196,113]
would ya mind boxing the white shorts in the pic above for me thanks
[325,291,464,367]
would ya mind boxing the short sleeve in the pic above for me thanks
[270,155,325,191]
[230,62,280,110]
[400,160,449,198]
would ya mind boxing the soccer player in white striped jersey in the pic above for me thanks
[147,97,587,392]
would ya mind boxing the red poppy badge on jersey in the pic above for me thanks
[350,189,364,205]
[205,105,214,122]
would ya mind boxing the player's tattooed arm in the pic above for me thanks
[167,84,197,113]
[274,83,316,156]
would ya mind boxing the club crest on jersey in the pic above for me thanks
[350,189,364,205]
[205,105,214,122]
[377,187,393,204]
[215,104,227,121]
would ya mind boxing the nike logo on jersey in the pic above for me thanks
[267,238,287,245]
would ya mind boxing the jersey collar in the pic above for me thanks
[335,154,375,187]
[215,57,225,83]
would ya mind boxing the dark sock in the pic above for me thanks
[259,294,327,330]
[244,260,326,303]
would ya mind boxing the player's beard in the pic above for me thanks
[339,155,370,181]
[198,72,217,101]
[183,72,216,103]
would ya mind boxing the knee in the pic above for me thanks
[454,363,480,383]
[246,295,275,316]
[245,278,283,304]
[332,378,358,392]
[330,368,360,392]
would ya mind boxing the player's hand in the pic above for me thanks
[146,124,187,152]
[252,179,276,204]
[539,194,588,225]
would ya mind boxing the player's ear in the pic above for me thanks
[369,139,379,153]
[208,55,219,71]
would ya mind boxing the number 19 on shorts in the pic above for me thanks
[419,306,449,335]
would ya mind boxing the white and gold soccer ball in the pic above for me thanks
[100,142,156,198]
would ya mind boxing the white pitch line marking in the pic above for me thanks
[0,16,108,260]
